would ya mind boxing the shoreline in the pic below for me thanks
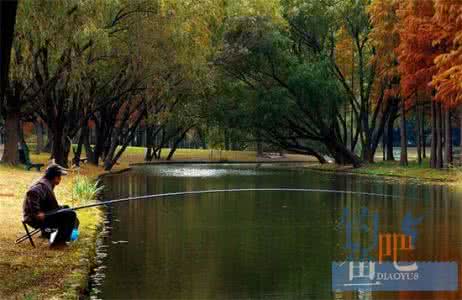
[130,159,461,184]
[302,161,461,184]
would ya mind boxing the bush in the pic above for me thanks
[72,176,104,204]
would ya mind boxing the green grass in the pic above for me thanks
[117,147,259,162]
[307,158,462,183]
[354,159,462,182]
[26,144,315,167]
[0,164,103,299]
[72,175,104,205]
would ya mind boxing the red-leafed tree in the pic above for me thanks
[432,0,462,165]
[396,0,447,168]
[432,0,462,107]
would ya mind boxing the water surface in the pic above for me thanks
[92,164,462,300]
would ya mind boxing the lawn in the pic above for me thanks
[0,163,103,299]
[27,145,313,165]
[307,158,462,183]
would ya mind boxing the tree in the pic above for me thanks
[217,16,361,165]
[368,0,401,162]
[396,0,444,168]
[0,0,19,164]
[432,0,462,108]
[432,0,462,167]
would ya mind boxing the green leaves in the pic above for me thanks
[288,59,344,114]
[72,175,104,204]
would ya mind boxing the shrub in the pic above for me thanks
[72,176,104,204]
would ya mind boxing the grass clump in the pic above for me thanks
[72,175,104,204]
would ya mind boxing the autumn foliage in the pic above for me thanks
[432,0,462,108]
[395,0,442,101]
[368,0,401,100]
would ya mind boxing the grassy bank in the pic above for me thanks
[26,145,315,165]
[0,161,104,299]
[306,159,462,183]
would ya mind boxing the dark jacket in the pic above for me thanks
[23,178,59,228]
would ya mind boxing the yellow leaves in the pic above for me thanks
[334,28,355,80]
[431,0,462,107]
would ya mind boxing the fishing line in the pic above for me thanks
[54,187,404,215]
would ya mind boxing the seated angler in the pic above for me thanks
[22,163,79,248]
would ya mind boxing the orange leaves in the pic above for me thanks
[392,0,462,108]
[369,0,401,101]
[369,0,400,76]
[431,0,462,108]
[335,27,355,85]
[395,0,441,100]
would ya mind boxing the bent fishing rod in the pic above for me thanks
[15,188,402,244]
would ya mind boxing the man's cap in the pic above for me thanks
[45,163,68,178]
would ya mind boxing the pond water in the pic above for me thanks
[91,163,462,300]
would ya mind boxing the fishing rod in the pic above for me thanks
[15,188,401,244]
[69,187,400,211]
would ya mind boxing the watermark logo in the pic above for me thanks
[332,208,458,291]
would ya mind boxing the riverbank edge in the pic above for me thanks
[130,160,313,166]
[130,160,460,184]
[61,170,123,298]
[303,163,461,184]
[63,210,103,299]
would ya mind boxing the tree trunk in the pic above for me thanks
[385,100,399,161]
[430,101,437,168]
[1,111,20,164]
[84,130,95,165]
[436,102,443,169]
[224,129,230,151]
[166,130,189,161]
[144,126,154,161]
[399,98,408,166]
[382,125,386,161]
[35,120,44,154]
[51,126,70,168]
[145,147,153,161]
[386,116,395,161]
[104,110,145,171]
[155,147,162,160]
[0,0,18,96]
[197,127,207,149]
[416,104,422,165]
[325,138,362,167]
[421,105,426,159]
[0,1,19,164]
[43,127,52,153]
[362,145,374,163]
[460,109,462,166]
[72,126,87,167]
[444,109,453,168]
[256,129,263,157]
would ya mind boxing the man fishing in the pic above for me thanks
[22,163,79,248]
